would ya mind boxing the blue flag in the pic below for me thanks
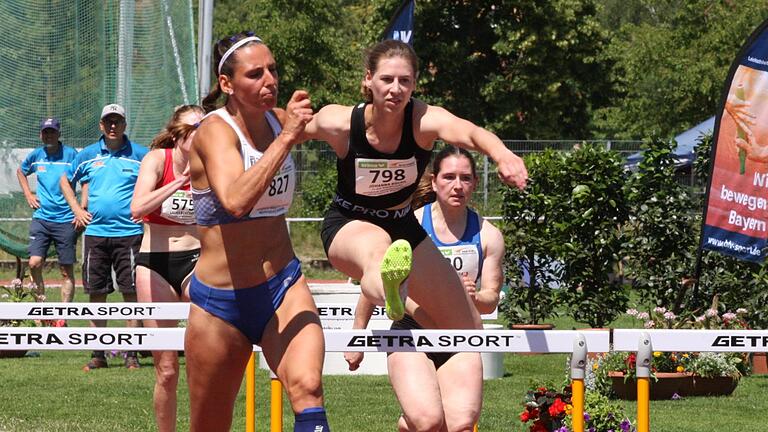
[382,0,415,45]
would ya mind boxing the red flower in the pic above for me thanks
[548,398,567,416]
[520,408,539,423]
[625,352,637,369]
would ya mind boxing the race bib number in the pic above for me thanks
[160,190,195,224]
[440,245,480,283]
[354,157,418,197]
[249,162,295,217]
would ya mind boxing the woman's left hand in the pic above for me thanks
[462,274,477,301]
[496,151,528,189]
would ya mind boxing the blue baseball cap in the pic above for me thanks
[39,117,61,132]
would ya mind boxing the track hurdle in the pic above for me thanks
[0,303,608,432]
[613,329,768,432]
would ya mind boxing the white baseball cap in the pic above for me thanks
[100,103,126,120]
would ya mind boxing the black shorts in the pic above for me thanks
[391,314,457,369]
[28,219,78,264]
[136,249,200,296]
[82,234,142,295]
[320,197,428,257]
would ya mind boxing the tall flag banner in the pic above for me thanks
[701,19,768,262]
[382,0,415,45]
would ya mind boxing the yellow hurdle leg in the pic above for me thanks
[271,372,283,432]
[246,353,256,432]
[637,377,650,432]
[571,378,585,432]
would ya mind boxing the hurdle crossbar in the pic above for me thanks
[613,328,768,352]
[0,327,610,353]
[0,302,497,321]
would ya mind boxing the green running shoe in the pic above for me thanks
[381,239,412,321]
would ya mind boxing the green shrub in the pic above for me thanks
[501,149,565,324]
[555,144,630,328]
[623,137,697,310]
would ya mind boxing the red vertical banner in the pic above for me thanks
[702,19,768,262]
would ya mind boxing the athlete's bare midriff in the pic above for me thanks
[139,223,200,253]
[194,215,295,289]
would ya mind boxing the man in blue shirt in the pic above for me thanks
[60,103,149,370]
[16,118,80,317]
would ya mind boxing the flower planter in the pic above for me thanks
[608,372,738,400]
[751,352,768,375]
[0,350,27,359]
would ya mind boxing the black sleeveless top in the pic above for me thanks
[336,100,432,209]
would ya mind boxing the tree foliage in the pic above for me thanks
[403,0,610,139]
[211,0,362,108]
[593,0,768,139]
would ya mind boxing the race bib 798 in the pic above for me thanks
[354,157,417,197]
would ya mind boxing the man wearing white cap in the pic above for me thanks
[59,104,149,370]
[17,117,80,318]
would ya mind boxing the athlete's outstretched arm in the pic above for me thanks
[417,102,527,189]
[302,104,353,158]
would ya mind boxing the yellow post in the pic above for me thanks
[473,423,478,432]
[569,333,588,432]
[270,372,283,432]
[246,353,256,432]
[637,377,650,432]
[571,378,585,432]
[635,333,652,432]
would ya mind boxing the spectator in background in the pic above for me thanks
[16,118,80,319]
[60,103,149,370]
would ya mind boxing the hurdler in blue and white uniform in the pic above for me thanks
[59,103,148,370]
[17,117,79,306]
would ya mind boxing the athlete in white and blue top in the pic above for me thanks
[346,147,506,432]
[186,32,330,432]
[17,117,79,306]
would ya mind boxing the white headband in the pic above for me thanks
[217,36,263,75]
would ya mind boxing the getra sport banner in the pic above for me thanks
[702,19,768,262]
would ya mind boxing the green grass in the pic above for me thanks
[2,290,768,431]
[1,349,766,431]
